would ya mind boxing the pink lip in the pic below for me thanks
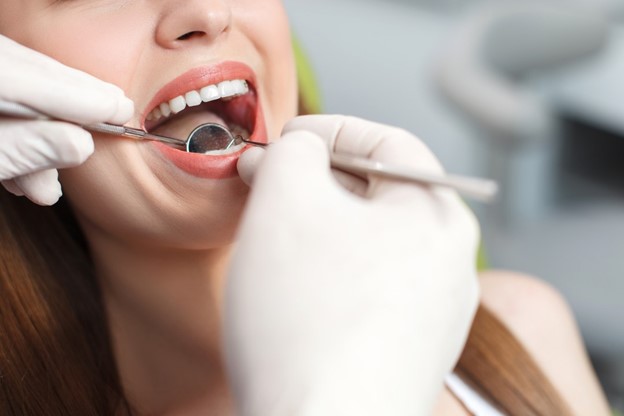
[146,62,267,179]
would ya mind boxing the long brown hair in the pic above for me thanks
[456,306,573,415]
[0,192,129,415]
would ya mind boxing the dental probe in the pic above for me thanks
[210,125,499,203]
[0,99,498,202]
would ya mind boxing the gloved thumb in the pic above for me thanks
[237,147,266,187]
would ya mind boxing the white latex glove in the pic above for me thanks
[0,35,134,205]
[225,115,480,416]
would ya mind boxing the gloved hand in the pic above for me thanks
[0,35,134,205]
[225,115,480,416]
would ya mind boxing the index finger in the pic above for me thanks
[282,115,448,202]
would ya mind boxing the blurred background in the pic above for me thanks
[284,0,624,410]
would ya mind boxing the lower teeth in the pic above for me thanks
[202,123,250,155]
[229,123,250,141]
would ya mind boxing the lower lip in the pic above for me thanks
[152,101,267,180]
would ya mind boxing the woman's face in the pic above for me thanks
[0,0,297,249]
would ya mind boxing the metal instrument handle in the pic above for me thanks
[0,99,185,147]
[237,137,498,202]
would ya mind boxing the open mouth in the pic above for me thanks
[143,78,258,155]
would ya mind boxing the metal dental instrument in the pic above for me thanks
[0,99,498,202]
[0,99,242,153]
[215,125,499,203]
[0,98,195,150]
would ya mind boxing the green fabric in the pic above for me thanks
[293,36,323,114]
[477,245,488,271]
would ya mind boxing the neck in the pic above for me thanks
[86,227,235,415]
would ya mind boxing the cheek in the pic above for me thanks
[236,1,298,133]
[7,8,147,93]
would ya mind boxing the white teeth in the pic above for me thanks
[231,80,248,95]
[152,107,163,120]
[146,78,250,123]
[200,85,220,102]
[169,96,186,114]
[218,80,235,97]
[160,102,172,117]
[185,90,202,107]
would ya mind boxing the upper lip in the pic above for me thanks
[141,61,258,129]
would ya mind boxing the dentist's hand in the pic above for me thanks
[0,35,134,205]
[226,115,480,415]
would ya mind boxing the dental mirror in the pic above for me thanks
[186,123,264,153]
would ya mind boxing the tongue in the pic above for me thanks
[151,110,228,139]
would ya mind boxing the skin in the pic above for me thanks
[0,1,611,415]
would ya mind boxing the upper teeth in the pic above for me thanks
[146,79,249,122]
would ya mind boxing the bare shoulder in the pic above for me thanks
[479,270,611,416]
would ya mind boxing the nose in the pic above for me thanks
[156,0,232,49]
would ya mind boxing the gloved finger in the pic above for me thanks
[331,170,368,197]
[247,130,336,211]
[283,115,447,202]
[13,169,62,206]
[0,35,134,125]
[237,146,266,187]
[284,115,442,171]
[238,144,368,196]
[0,120,94,180]
[272,130,368,197]
[1,179,24,196]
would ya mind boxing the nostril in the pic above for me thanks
[177,31,205,41]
